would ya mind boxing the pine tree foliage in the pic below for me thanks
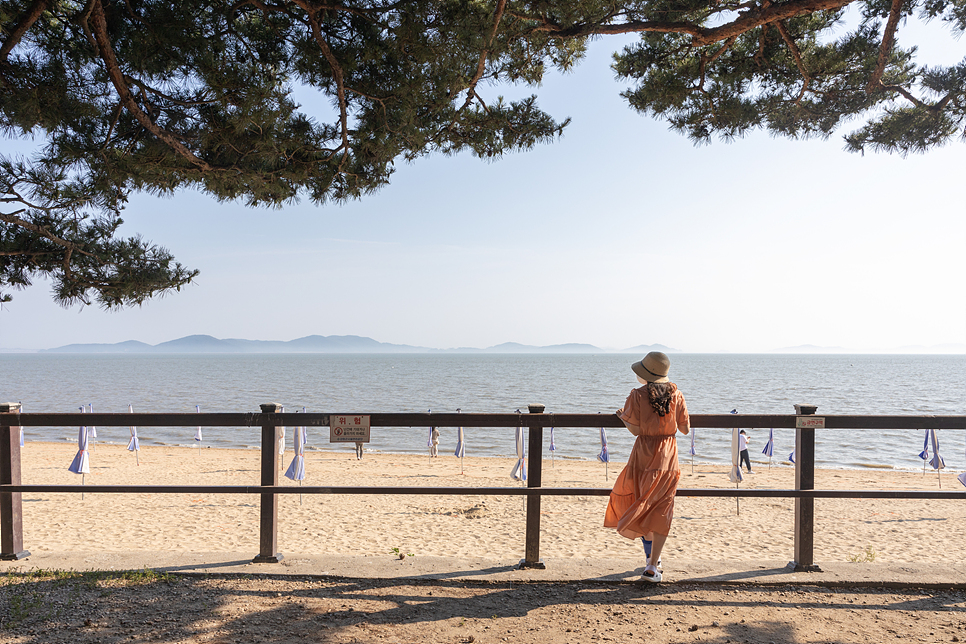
[1,0,962,305]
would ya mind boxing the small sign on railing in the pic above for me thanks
[796,416,825,429]
[329,415,371,443]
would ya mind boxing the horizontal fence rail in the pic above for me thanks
[3,485,966,499]
[4,412,966,429]
[2,405,966,569]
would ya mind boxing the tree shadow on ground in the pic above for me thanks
[1,571,964,643]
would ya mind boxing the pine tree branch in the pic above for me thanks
[867,0,905,93]
[879,83,930,107]
[776,20,811,104]
[0,211,94,258]
[296,1,351,167]
[698,36,738,89]
[461,0,509,113]
[123,76,217,108]
[87,0,213,172]
[523,0,854,46]
[0,0,49,64]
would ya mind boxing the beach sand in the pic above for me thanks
[15,442,962,565]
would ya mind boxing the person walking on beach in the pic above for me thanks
[738,430,753,473]
[604,351,690,583]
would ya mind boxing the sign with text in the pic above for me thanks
[330,415,371,443]
[795,416,826,429]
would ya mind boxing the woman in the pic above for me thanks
[604,351,690,583]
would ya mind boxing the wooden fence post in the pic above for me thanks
[253,403,283,563]
[792,404,820,572]
[0,402,30,560]
[520,404,546,569]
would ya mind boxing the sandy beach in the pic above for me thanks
[13,441,963,564]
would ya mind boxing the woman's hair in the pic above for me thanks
[646,382,676,417]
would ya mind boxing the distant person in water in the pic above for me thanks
[604,352,690,583]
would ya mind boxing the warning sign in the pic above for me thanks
[330,415,371,443]
[795,416,825,429]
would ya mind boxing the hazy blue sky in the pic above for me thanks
[2,28,964,353]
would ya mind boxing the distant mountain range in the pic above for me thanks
[38,334,681,355]
[768,343,966,354]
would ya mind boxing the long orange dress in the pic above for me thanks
[604,383,690,540]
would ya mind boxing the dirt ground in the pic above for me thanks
[1,571,965,644]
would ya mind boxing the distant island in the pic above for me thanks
[39,334,681,355]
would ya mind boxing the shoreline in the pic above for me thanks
[10,442,964,563]
[17,438,951,474]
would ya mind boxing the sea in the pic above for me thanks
[2,353,964,472]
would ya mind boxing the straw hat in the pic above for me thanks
[631,351,670,383]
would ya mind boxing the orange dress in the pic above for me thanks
[604,383,690,540]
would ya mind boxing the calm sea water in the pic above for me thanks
[2,353,964,471]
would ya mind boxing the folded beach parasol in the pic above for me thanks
[729,427,743,484]
[597,427,609,463]
[284,425,306,482]
[761,427,775,469]
[278,407,285,457]
[454,426,465,459]
[68,421,90,475]
[762,428,774,457]
[87,403,96,450]
[510,425,527,481]
[194,405,203,443]
[127,404,140,465]
[928,429,945,470]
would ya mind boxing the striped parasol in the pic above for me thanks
[926,428,945,488]
[597,426,610,481]
[919,431,930,476]
[762,428,775,469]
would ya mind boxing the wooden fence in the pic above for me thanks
[2,402,965,570]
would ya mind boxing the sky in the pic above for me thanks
[2,28,965,354]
